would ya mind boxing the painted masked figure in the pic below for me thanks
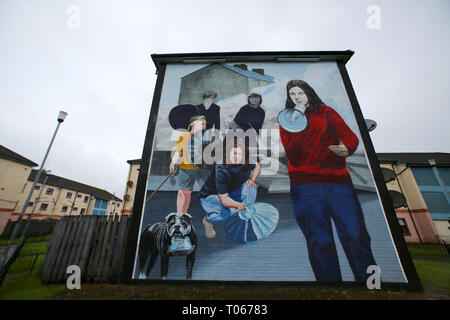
[196,90,221,131]
[233,93,265,135]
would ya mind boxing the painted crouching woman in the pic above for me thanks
[198,140,261,239]
[279,80,376,282]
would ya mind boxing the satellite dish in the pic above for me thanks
[381,167,396,183]
[388,190,407,209]
[365,119,377,132]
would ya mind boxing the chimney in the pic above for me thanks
[252,68,265,76]
[233,64,248,71]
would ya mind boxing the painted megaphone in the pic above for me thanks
[277,107,308,133]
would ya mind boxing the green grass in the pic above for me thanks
[7,253,44,274]
[0,272,66,300]
[2,259,449,300]
[1,242,449,300]
[17,240,49,254]
[413,258,450,291]
[0,234,52,246]
[408,244,449,258]
[0,239,67,299]
[4,240,49,274]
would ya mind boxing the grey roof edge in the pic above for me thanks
[221,64,275,83]
[151,50,355,70]
[377,152,450,166]
[0,144,39,167]
[28,170,122,202]
[127,159,141,165]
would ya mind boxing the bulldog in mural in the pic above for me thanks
[138,212,197,280]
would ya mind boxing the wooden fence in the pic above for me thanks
[40,215,129,284]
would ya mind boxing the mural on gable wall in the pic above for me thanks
[132,61,408,284]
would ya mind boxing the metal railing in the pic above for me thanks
[408,242,450,258]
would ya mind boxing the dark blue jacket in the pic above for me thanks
[233,105,265,134]
[196,103,221,130]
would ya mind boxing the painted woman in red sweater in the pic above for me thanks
[279,80,376,282]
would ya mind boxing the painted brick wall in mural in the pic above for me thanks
[133,61,407,283]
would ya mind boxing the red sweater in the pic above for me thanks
[279,104,359,184]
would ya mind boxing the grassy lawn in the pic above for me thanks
[0,271,66,300]
[413,258,450,293]
[2,240,49,274]
[408,244,449,258]
[1,259,449,300]
[1,239,449,300]
[0,238,65,299]
[0,235,52,246]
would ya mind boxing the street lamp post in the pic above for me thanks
[22,172,50,237]
[0,111,67,270]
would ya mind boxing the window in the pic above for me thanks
[40,203,48,211]
[46,188,54,195]
[35,185,41,190]
[412,167,439,186]
[28,202,34,207]
[438,167,450,185]
[84,196,89,203]
[92,199,108,216]
[421,192,450,213]
[77,194,82,198]
[80,208,86,215]
[66,192,73,199]
[398,219,410,236]
[61,206,68,213]
[73,207,78,212]
[411,167,450,221]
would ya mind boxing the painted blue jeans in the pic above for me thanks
[290,183,376,282]
[200,184,257,223]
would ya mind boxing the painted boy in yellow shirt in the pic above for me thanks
[170,115,209,213]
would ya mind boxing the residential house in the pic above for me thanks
[11,170,123,221]
[178,63,275,105]
[0,144,38,232]
[378,153,450,244]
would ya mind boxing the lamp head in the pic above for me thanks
[58,111,68,123]
[365,119,377,132]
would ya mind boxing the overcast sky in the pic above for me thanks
[0,0,449,197]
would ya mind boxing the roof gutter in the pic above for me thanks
[151,50,354,72]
